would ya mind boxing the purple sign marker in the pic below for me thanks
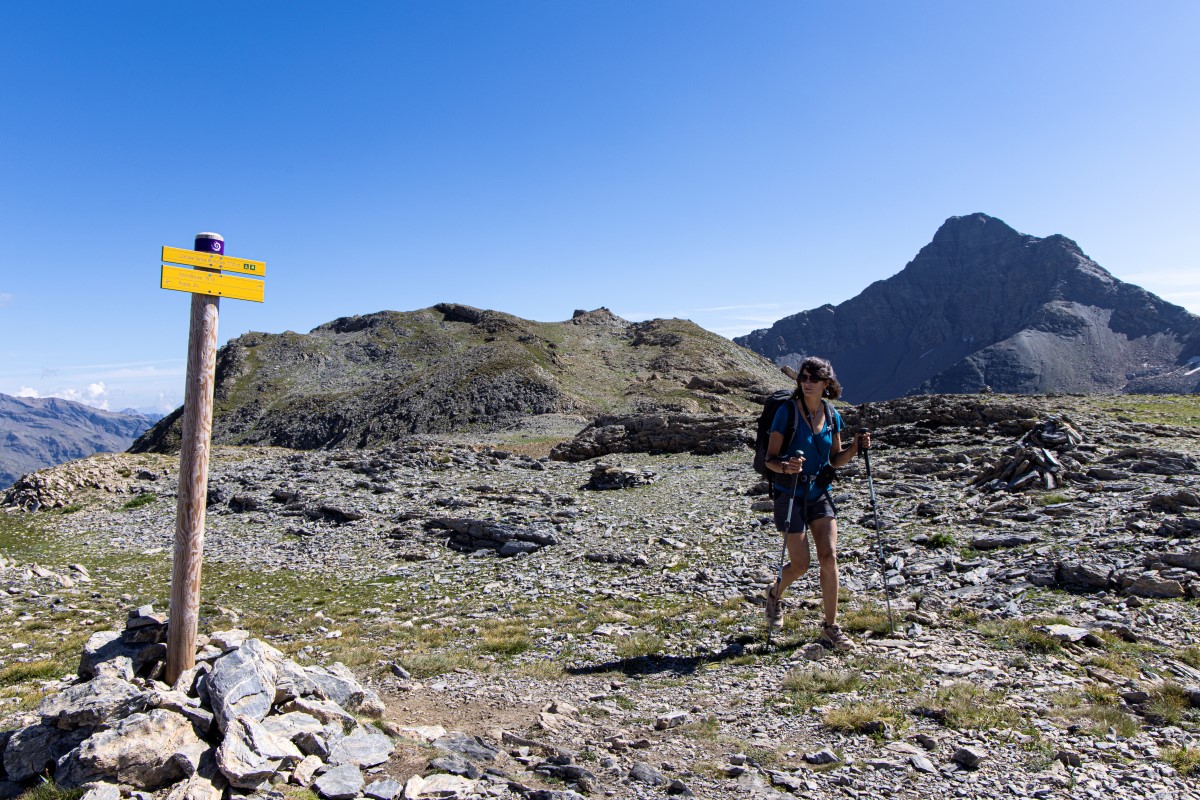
[194,232,224,254]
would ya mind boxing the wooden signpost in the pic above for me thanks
[160,233,266,684]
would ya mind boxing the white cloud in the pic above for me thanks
[0,293,12,308]
[12,383,111,410]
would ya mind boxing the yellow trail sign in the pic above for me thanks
[161,264,265,303]
[162,245,267,277]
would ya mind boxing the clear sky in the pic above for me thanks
[1,2,1197,412]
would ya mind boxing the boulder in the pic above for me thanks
[3,724,90,782]
[56,709,201,790]
[261,711,325,743]
[327,726,394,767]
[431,732,499,763]
[207,639,279,731]
[303,662,384,716]
[402,773,476,800]
[1123,573,1186,599]
[216,715,303,790]
[38,675,140,730]
[78,630,144,680]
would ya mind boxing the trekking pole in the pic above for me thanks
[767,470,801,650]
[860,429,895,634]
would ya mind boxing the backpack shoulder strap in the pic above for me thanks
[823,399,840,435]
[782,399,798,451]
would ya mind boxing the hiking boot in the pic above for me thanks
[765,583,783,630]
[820,622,855,651]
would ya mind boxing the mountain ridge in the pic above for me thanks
[131,304,789,454]
[0,393,154,488]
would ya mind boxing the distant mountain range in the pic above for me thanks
[131,305,789,453]
[0,394,159,487]
[735,213,1200,402]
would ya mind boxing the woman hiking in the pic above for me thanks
[763,356,870,651]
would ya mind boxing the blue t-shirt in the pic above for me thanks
[770,400,842,499]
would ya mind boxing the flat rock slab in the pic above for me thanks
[328,727,394,767]
[364,777,404,800]
[403,773,477,799]
[432,732,499,763]
[38,674,140,730]
[314,763,364,800]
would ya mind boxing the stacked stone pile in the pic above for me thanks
[973,417,1083,492]
[0,607,394,800]
[426,518,558,556]
[584,465,658,491]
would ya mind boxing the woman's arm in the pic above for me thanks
[830,430,870,468]
[765,431,804,475]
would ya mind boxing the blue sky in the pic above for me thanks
[1,2,1197,412]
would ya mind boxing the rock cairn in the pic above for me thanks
[584,465,659,491]
[0,607,393,800]
[427,518,558,556]
[973,417,1083,492]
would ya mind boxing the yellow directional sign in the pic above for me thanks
[162,245,267,277]
[161,264,265,303]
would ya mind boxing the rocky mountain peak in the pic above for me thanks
[571,307,629,328]
[736,214,1200,401]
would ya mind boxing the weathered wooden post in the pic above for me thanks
[160,233,266,684]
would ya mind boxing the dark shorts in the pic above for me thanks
[773,492,836,533]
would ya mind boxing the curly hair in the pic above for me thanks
[791,356,842,401]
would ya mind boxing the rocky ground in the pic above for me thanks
[1,394,1199,800]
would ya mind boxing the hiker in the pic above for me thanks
[763,356,870,650]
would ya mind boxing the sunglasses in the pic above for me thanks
[799,373,827,383]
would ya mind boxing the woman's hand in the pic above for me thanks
[776,456,805,474]
[856,431,872,451]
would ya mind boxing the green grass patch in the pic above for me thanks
[1101,395,1200,428]
[679,716,721,740]
[1035,492,1070,506]
[121,493,157,510]
[781,667,863,713]
[1147,682,1192,727]
[920,682,1019,730]
[17,782,84,800]
[615,633,665,660]
[1088,652,1141,679]
[823,700,904,735]
[925,531,955,548]
[1177,645,1200,669]
[978,617,1071,653]
[839,604,894,635]
[479,622,534,656]
[402,651,477,678]
[1084,705,1141,738]
[1162,745,1200,777]
[0,659,62,686]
